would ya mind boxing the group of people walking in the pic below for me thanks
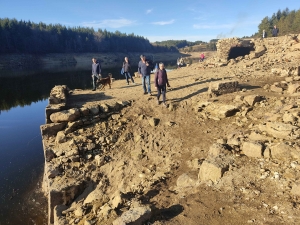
[262,25,279,38]
[91,54,170,107]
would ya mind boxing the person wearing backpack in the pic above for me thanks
[122,57,135,85]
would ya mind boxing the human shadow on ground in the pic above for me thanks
[134,188,184,223]
[149,204,184,223]
[67,92,114,108]
[170,87,208,103]
[168,77,220,93]
[239,83,261,90]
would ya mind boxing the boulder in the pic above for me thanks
[40,123,67,137]
[198,159,229,182]
[258,122,299,140]
[112,206,152,225]
[176,173,196,187]
[50,108,80,123]
[244,95,262,106]
[242,141,263,158]
[148,117,160,127]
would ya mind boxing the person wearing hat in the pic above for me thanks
[138,54,152,95]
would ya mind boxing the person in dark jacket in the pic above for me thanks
[154,62,170,107]
[272,25,279,37]
[91,58,101,91]
[138,55,152,95]
[122,57,135,85]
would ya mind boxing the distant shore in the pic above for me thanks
[0,52,186,74]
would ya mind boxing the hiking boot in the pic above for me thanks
[92,88,96,91]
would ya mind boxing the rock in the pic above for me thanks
[80,107,90,116]
[248,131,270,141]
[148,117,160,127]
[99,103,110,113]
[98,203,112,218]
[198,159,230,182]
[111,114,121,120]
[176,173,196,187]
[84,188,108,205]
[282,112,296,123]
[270,85,283,93]
[55,131,66,144]
[241,141,263,158]
[208,80,239,95]
[269,142,293,159]
[88,105,100,115]
[50,108,81,123]
[40,123,67,137]
[111,190,122,209]
[258,122,299,140]
[287,83,300,94]
[45,149,56,162]
[211,105,239,118]
[74,207,84,217]
[65,120,83,134]
[244,95,262,106]
[112,206,152,225]
[95,155,105,166]
[208,143,229,157]
[291,182,300,196]
[227,138,241,146]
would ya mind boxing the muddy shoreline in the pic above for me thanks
[0,52,193,77]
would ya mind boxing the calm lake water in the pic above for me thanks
[0,59,181,224]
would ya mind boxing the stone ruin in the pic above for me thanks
[215,34,300,63]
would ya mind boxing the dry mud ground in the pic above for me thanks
[50,50,300,224]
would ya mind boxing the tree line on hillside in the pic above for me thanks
[256,7,300,37]
[0,18,177,54]
[153,40,205,48]
[154,39,217,52]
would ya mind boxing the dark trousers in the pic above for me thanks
[124,72,134,84]
[157,85,166,102]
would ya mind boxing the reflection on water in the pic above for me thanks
[0,100,48,224]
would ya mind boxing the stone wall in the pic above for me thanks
[40,85,130,224]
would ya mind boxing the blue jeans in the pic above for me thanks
[124,72,134,84]
[157,85,166,102]
[92,74,100,89]
[141,75,151,93]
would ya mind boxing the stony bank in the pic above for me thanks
[40,34,300,225]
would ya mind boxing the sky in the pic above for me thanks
[0,0,299,43]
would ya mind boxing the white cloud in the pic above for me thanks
[81,18,137,29]
[146,9,153,14]
[151,19,175,25]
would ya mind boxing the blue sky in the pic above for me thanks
[0,0,299,42]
